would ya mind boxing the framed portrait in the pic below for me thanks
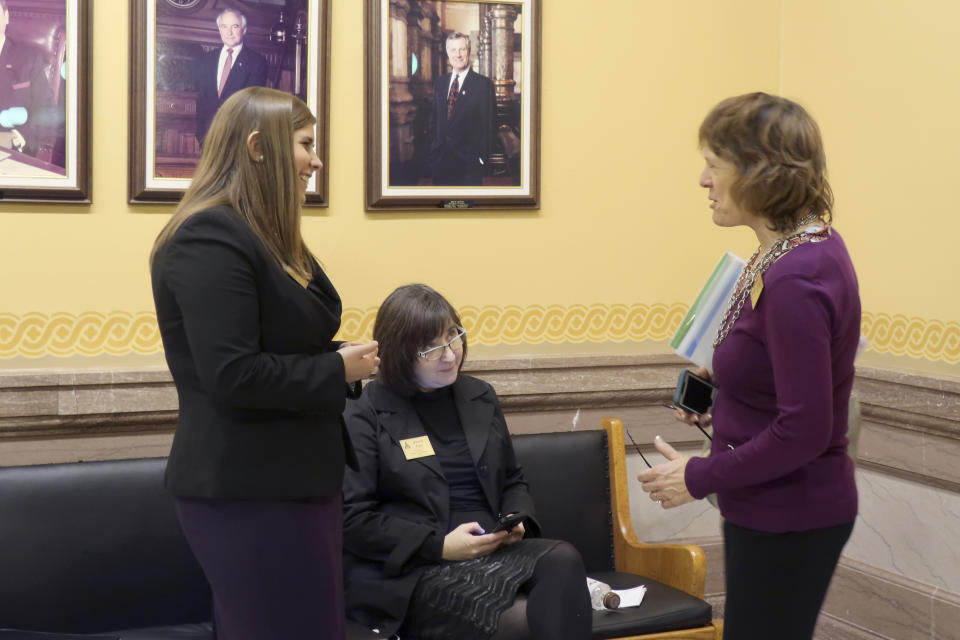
[365,0,541,210]
[128,0,331,204]
[0,0,91,203]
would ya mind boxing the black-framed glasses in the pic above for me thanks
[416,328,466,361]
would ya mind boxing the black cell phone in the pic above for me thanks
[491,512,525,533]
[673,370,718,416]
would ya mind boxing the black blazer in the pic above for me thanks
[427,69,495,184]
[194,45,268,143]
[151,206,357,500]
[342,375,538,636]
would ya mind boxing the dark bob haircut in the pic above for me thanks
[699,92,834,232]
[373,284,467,391]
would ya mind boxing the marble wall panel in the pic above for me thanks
[858,419,925,476]
[59,383,177,416]
[814,613,894,640]
[502,404,706,449]
[856,367,960,425]
[0,432,173,466]
[922,430,960,487]
[823,560,936,640]
[933,589,960,640]
[844,468,960,593]
[0,387,58,418]
[466,354,683,398]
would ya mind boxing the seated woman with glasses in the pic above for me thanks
[342,283,591,640]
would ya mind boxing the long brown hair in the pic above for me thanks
[150,86,316,280]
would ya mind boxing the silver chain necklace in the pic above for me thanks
[713,215,830,348]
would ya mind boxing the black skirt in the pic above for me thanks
[401,537,559,639]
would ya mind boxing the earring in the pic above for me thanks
[258,155,264,162]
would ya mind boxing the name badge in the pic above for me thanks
[750,274,764,309]
[399,435,435,460]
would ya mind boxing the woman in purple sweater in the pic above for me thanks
[638,93,859,640]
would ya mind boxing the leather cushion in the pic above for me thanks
[588,571,713,638]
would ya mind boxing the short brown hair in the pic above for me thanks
[699,92,833,232]
[373,284,467,391]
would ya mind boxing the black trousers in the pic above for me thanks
[722,519,854,640]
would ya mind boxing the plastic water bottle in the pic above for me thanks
[586,577,620,610]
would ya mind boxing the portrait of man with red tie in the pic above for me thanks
[193,8,268,145]
[427,31,495,186]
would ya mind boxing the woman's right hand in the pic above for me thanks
[338,341,380,383]
[442,522,509,561]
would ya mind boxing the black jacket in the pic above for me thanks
[428,69,495,185]
[342,375,538,636]
[151,205,357,500]
[194,45,268,143]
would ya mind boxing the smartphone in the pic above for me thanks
[491,512,525,533]
[673,370,718,416]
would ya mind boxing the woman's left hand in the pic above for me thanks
[636,436,695,509]
[501,521,526,546]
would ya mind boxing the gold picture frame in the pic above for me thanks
[365,0,541,210]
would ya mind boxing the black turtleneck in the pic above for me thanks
[412,386,489,516]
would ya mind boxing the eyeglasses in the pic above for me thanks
[624,428,653,469]
[416,328,466,361]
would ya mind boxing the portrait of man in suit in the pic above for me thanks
[427,31,495,186]
[0,0,55,159]
[193,7,268,145]
[380,1,530,200]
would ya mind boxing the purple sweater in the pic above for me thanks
[685,231,860,532]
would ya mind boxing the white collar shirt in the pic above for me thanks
[447,68,469,95]
[216,43,244,89]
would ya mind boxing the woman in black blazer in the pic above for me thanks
[150,87,379,640]
[343,284,591,640]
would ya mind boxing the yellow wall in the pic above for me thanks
[780,0,960,367]
[1,0,956,370]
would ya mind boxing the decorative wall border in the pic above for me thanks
[2,308,959,364]
[0,312,160,358]
[341,303,687,345]
[861,312,960,364]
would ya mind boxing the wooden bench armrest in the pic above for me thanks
[603,418,708,599]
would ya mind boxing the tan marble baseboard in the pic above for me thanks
[1,355,958,488]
